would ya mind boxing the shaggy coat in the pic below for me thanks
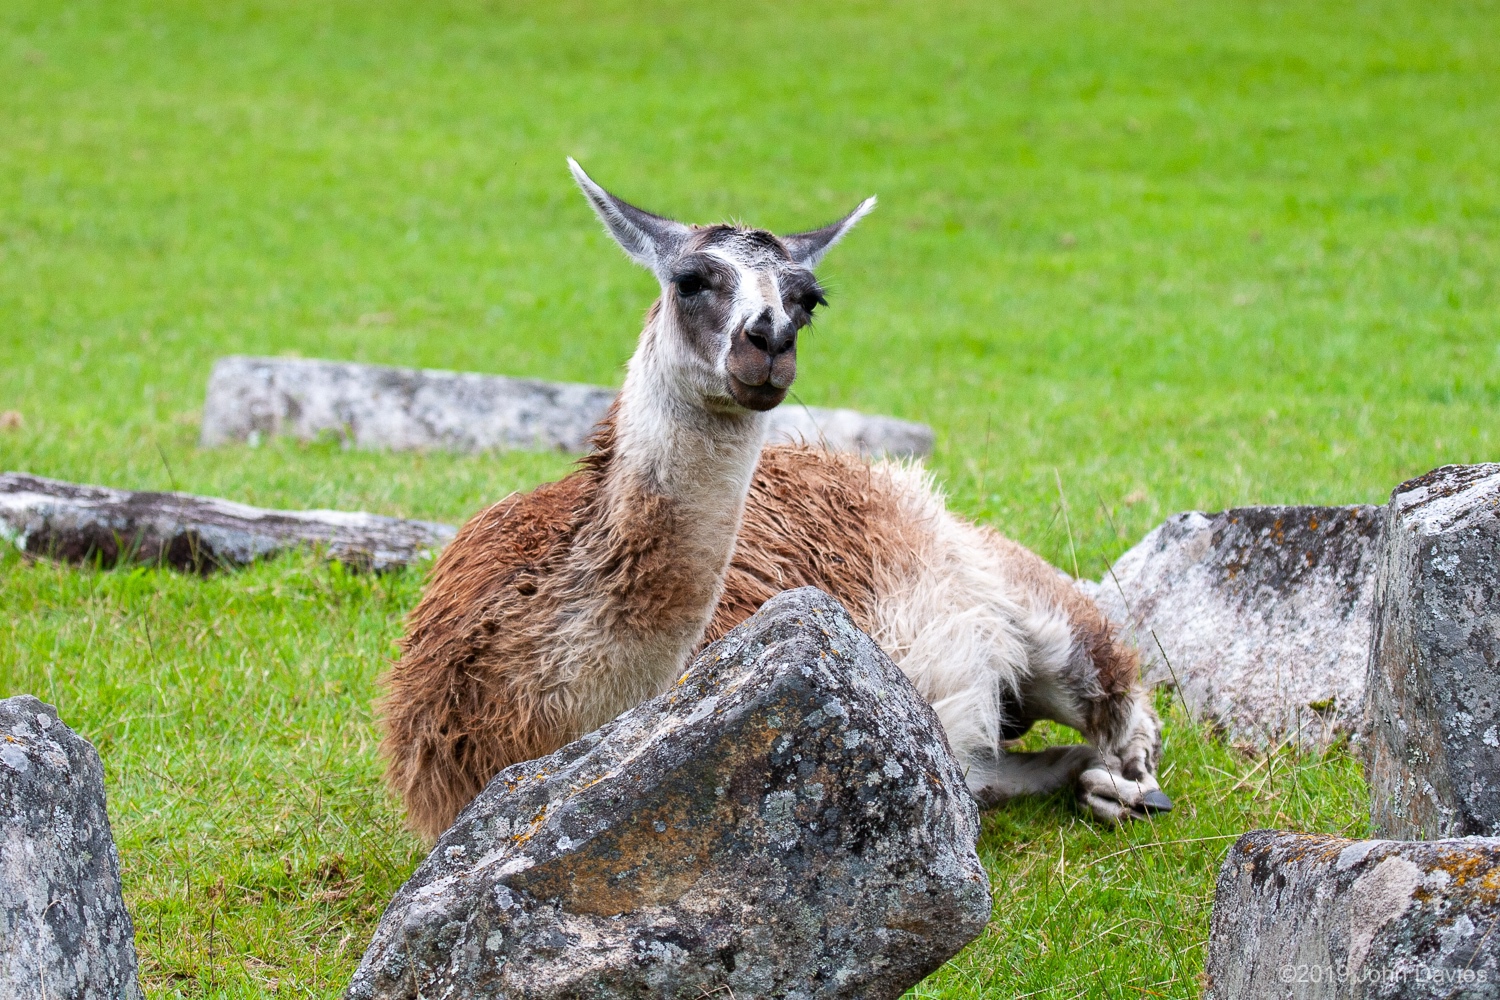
[385,417,1147,839]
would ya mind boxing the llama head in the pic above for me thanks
[568,158,874,412]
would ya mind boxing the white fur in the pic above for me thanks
[563,314,769,735]
[864,462,1077,772]
[862,461,1165,820]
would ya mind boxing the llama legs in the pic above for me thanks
[965,745,1097,807]
[1031,667,1173,823]
[964,610,1172,822]
[1077,686,1173,821]
[964,725,1172,822]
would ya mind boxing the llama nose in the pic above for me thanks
[744,310,796,356]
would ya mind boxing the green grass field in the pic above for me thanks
[2,1,1496,995]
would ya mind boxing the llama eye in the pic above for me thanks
[674,274,708,298]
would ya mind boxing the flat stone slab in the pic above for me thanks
[1,472,455,572]
[348,588,990,1000]
[199,355,935,458]
[2,695,144,1000]
[1090,505,1383,744]
[1365,464,1500,839]
[1205,830,1500,999]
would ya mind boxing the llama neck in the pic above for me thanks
[610,343,766,536]
[562,317,767,733]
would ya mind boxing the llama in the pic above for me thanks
[381,160,1171,840]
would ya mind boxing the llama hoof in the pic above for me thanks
[1141,789,1174,814]
[1077,766,1168,824]
[1120,789,1174,821]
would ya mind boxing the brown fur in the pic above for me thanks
[705,447,894,644]
[381,435,1139,839]
[381,473,586,837]
[383,408,731,838]
[716,450,1136,738]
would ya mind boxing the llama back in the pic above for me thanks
[708,444,914,644]
[717,446,1142,758]
[712,444,1121,655]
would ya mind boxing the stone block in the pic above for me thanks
[199,355,935,458]
[1091,505,1383,743]
[347,588,990,1000]
[2,695,143,1000]
[1205,830,1500,999]
[1365,464,1500,838]
[1,472,455,572]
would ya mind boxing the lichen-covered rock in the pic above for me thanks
[2,695,143,1000]
[1205,830,1500,999]
[199,355,935,458]
[347,588,990,1000]
[1364,464,1500,839]
[1,472,455,573]
[1091,505,1383,744]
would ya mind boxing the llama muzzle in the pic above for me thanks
[726,317,796,409]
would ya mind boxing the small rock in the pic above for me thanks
[1205,830,1500,999]
[1365,464,1500,838]
[1,695,144,1000]
[199,355,935,458]
[1,472,455,573]
[347,588,990,1000]
[1091,505,1383,743]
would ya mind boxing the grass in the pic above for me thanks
[0,552,424,994]
[1,0,1496,995]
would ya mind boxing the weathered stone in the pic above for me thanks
[760,400,936,458]
[1090,505,1383,744]
[1,472,455,573]
[199,355,935,458]
[347,588,990,1000]
[1204,830,1500,1000]
[1365,464,1500,839]
[2,695,144,1000]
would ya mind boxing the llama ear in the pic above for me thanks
[568,157,689,280]
[783,196,877,269]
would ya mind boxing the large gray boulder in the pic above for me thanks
[1205,830,1500,999]
[1091,505,1383,744]
[1365,464,1500,839]
[1,472,455,573]
[347,588,990,1000]
[2,696,143,1000]
[199,355,935,458]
